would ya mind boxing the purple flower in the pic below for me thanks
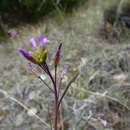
[8,29,17,37]
[28,63,38,75]
[60,65,69,77]
[63,65,69,72]
[38,35,50,45]
[18,35,49,64]
[29,38,37,48]
[17,48,37,64]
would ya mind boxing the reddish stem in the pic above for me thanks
[43,63,59,130]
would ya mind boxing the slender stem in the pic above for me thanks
[58,73,79,109]
[55,66,60,98]
[57,77,63,99]
[44,63,56,89]
[39,64,48,73]
[54,66,59,130]
[38,76,54,93]
[55,66,57,88]
[39,63,57,93]
[55,103,58,130]
[42,62,59,130]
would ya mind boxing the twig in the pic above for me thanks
[72,87,130,111]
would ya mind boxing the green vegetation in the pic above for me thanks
[0,0,87,41]
[0,0,86,25]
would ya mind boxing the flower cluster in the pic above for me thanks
[18,36,50,65]
[18,35,78,130]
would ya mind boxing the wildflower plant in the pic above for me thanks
[18,35,78,130]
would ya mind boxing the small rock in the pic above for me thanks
[29,91,37,100]
[27,108,37,117]
[113,73,127,82]
[40,74,46,80]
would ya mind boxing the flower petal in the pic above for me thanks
[60,65,69,77]
[29,38,37,48]
[8,29,17,37]
[63,65,69,72]
[38,35,50,45]
[17,48,37,64]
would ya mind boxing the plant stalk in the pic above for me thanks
[43,63,59,130]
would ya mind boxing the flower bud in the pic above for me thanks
[54,44,62,67]
[18,48,38,64]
